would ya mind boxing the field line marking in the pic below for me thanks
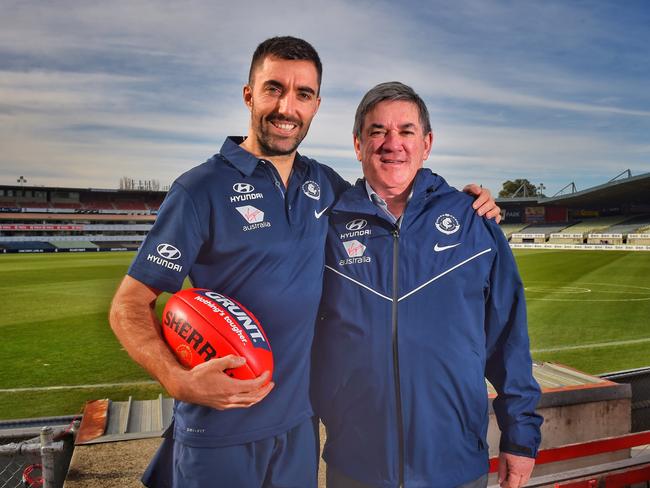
[532,337,650,353]
[0,380,159,394]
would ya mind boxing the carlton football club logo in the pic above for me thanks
[156,243,181,260]
[302,180,321,200]
[435,214,460,235]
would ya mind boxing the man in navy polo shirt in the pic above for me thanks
[109,37,500,488]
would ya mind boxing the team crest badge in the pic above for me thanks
[435,214,460,235]
[302,181,321,200]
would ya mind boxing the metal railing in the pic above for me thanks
[0,426,73,488]
[602,366,650,432]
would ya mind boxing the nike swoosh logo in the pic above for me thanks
[434,242,461,252]
[314,206,329,219]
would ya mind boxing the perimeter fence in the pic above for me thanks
[0,426,74,488]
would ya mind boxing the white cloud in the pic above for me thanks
[0,0,648,190]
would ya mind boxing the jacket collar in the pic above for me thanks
[219,136,307,178]
[333,168,447,218]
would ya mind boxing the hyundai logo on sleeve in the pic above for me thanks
[156,243,182,260]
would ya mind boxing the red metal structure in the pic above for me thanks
[488,430,650,487]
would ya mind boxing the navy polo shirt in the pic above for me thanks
[128,137,348,447]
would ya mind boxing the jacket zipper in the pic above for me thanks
[391,227,405,488]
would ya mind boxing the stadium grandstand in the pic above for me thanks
[2,170,650,253]
[498,170,650,250]
[0,184,163,253]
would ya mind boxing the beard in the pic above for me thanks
[253,113,311,157]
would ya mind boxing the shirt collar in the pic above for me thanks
[219,136,307,178]
[364,180,414,226]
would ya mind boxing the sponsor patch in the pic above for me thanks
[340,239,372,265]
[157,243,181,260]
[236,205,272,231]
[236,205,264,223]
[147,253,183,272]
[230,182,263,203]
[346,219,367,231]
[339,219,372,240]
[233,182,255,194]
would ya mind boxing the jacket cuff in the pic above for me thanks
[499,438,538,458]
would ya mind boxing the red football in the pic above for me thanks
[161,288,273,382]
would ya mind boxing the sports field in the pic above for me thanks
[0,249,649,420]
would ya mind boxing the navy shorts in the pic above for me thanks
[142,416,319,488]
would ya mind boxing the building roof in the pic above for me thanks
[497,172,650,208]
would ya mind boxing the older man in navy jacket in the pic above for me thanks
[313,82,542,488]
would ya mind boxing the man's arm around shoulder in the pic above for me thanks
[109,275,273,410]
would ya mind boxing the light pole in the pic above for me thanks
[17,175,27,186]
[538,183,546,197]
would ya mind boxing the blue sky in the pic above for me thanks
[1,0,649,195]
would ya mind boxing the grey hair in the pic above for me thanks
[353,81,432,139]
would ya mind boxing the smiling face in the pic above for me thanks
[243,56,321,158]
[354,100,433,199]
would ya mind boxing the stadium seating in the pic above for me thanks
[627,232,650,245]
[93,241,141,250]
[560,216,629,235]
[548,233,584,244]
[114,201,147,210]
[21,201,50,209]
[83,201,116,210]
[0,241,56,252]
[605,215,650,236]
[50,240,98,249]
[50,202,83,209]
[510,232,547,244]
[586,233,623,245]
[524,223,571,234]
[500,224,529,238]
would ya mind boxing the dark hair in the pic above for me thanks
[248,36,322,92]
[353,81,432,138]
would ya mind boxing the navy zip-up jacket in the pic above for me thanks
[312,169,542,488]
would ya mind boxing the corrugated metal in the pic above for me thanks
[76,394,173,445]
